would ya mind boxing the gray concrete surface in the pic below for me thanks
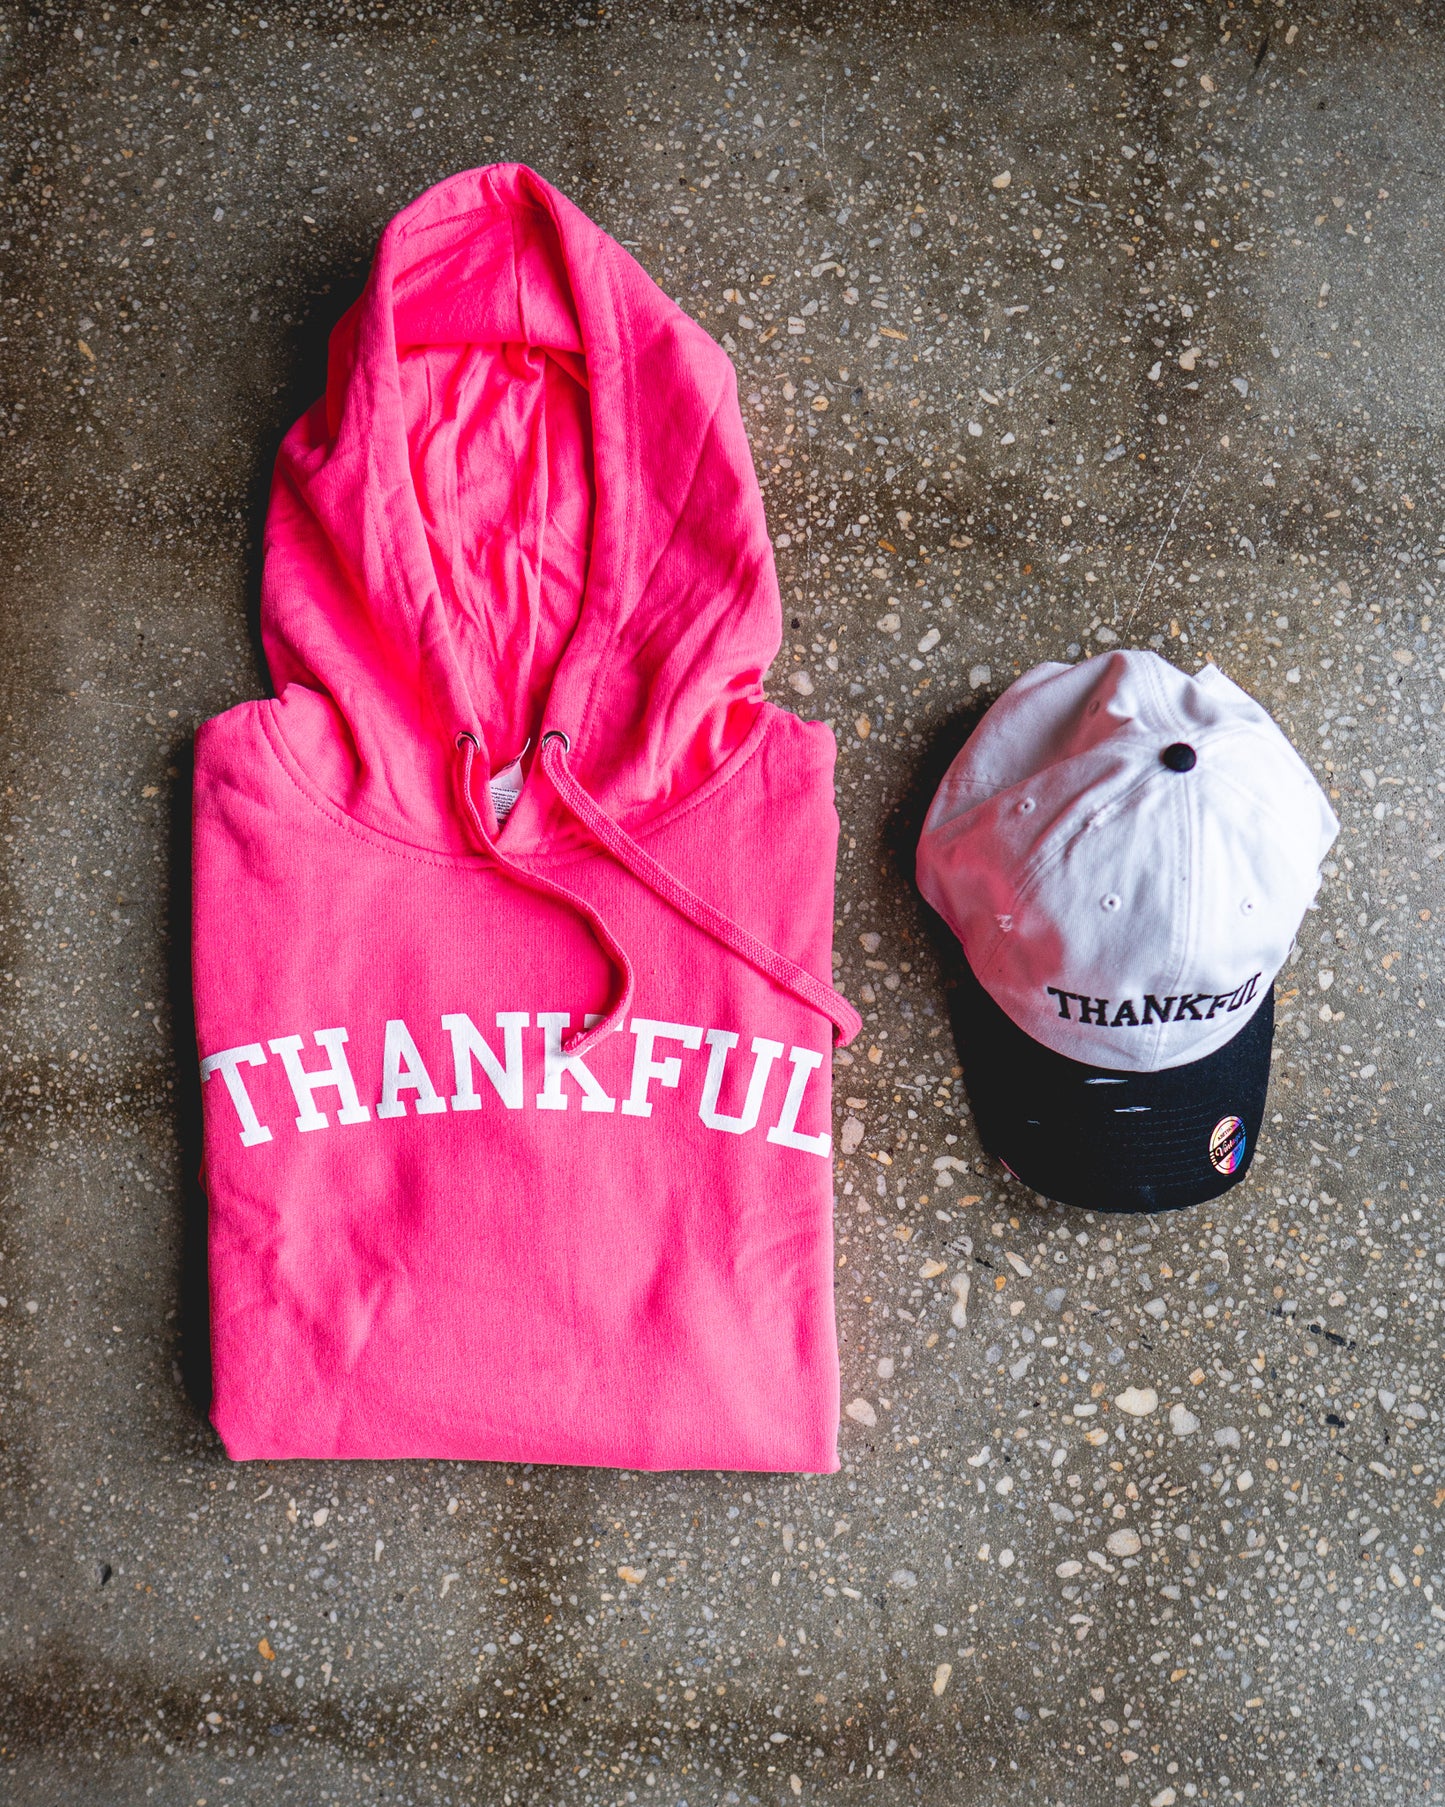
[2,2,1444,1801]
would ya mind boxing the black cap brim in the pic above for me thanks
[951,954,1272,1214]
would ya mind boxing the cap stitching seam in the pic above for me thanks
[966,760,1172,979]
[1139,653,1191,1068]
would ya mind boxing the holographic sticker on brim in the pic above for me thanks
[1209,1114,1247,1175]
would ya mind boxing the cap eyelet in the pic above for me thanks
[1101,893,1122,912]
[1241,897,1256,915]
[1017,796,1036,814]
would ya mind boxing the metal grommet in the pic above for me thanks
[456,731,479,751]
[542,729,571,752]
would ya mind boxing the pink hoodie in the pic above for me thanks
[192,166,861,1471]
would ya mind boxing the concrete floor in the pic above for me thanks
[2,2,1443,1802]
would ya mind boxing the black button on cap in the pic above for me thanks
[1161,742,1197,772]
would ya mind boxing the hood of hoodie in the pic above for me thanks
[262,163,779,856]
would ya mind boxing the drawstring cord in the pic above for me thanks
[539,732,861,1048]
[457,733,635,1057]
[456,729,862,1057]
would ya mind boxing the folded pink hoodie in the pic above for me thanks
[192,166,861,1470]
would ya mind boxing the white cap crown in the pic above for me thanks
[917,651,1339,1072]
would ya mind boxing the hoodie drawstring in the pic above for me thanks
[538,732,861,1049]
[457,733,636,1056]
[456,731,861,1059]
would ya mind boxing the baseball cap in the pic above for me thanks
[916,651,1339,1212]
